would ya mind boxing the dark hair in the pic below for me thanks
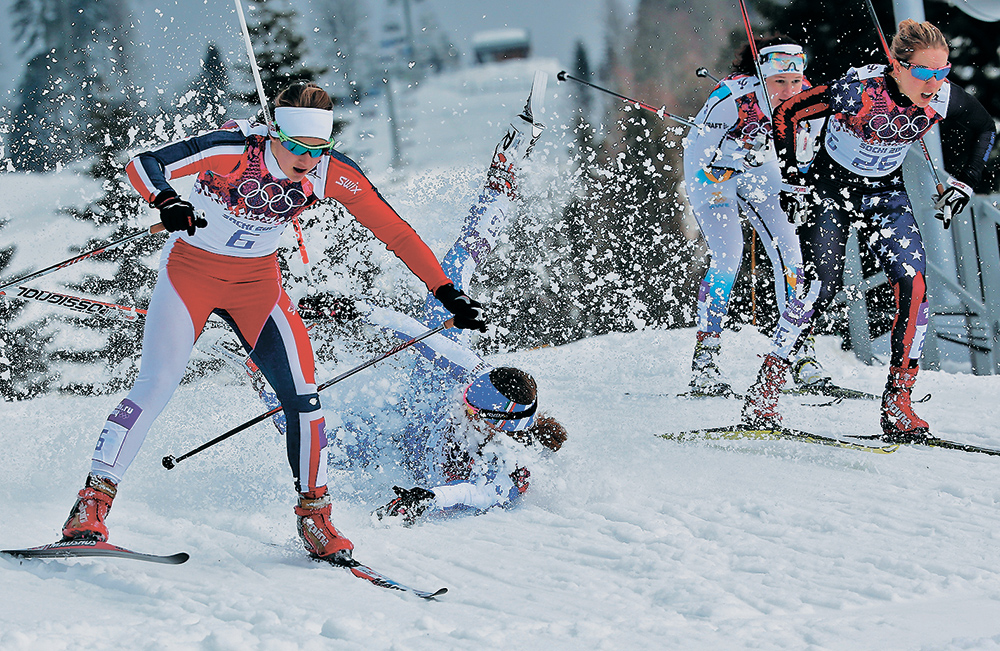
[890,19,948,62]
[731,33,800,75]
[490,367,537,405]
[274,82,333,110]
[528,415,567,452]
[507,413,567,452]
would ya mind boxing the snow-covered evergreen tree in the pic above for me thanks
[8,0,138,171]
[229,0,329,117]
[174,43,232,135]
[0,235,56,400]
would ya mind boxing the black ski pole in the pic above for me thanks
[0,285,146,321]
[695,67,721,84]
[162,319,455,469]
[556,71,697,128]
[0,223,166,294]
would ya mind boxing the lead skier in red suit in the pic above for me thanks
[61,83,487,562]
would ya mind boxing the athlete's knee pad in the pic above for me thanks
[282,392,322,416]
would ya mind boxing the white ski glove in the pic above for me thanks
[742,131,771,170]
[933,176,973,230]
[780,179,812,226]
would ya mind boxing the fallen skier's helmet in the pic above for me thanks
[463,367,537,432]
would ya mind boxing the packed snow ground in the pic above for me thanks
[4,328,1000,650]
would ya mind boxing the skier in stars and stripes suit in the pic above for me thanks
[741,19,996,441]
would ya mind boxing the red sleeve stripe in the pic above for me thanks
[125,159,158,203]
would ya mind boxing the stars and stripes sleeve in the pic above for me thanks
[124,123,248,203]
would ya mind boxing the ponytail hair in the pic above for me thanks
[890,19,948,62]
[527,415,567,452]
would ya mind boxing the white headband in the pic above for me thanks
[273,106,334,140]
[758,44,807,78]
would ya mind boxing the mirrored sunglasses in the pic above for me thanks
[899,59,951,82]
[762,51,806,73]
[276,128,335,158]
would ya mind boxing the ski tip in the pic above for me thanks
[420,587,449,599]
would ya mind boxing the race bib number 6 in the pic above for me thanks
[226,230,257,250]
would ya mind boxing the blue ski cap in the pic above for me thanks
[463,367,537,432]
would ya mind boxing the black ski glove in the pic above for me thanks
[373,486,435,526]
[779,172,812,226]
[297,293,362,323]
[153,189,207,236]
[933,177,973,230]
[434,283,487,332]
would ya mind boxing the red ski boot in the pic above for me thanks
[880,366,929,442]
[295,486,354,563]
[741,353,791,429]
[62,474,117,542]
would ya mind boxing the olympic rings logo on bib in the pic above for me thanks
[741,121,770,139]
[237,178,309,217]
[867,113,930,142]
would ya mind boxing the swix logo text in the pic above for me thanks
[337,176,362,195]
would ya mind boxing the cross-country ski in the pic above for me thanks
[2,540,189,565]
[317,556,448,599]
[659,425,900,453]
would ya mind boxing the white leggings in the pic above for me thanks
[684,160,803,333]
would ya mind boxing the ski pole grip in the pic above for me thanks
[150,222,167,235]
[162,455,178,470]
[557,71,567,82]
[444,318,455,329]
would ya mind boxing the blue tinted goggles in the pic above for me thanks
[899,59,951,82]
[276,128,335,158]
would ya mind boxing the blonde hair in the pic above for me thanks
[274,82,332,110]
[890,19,948,62]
